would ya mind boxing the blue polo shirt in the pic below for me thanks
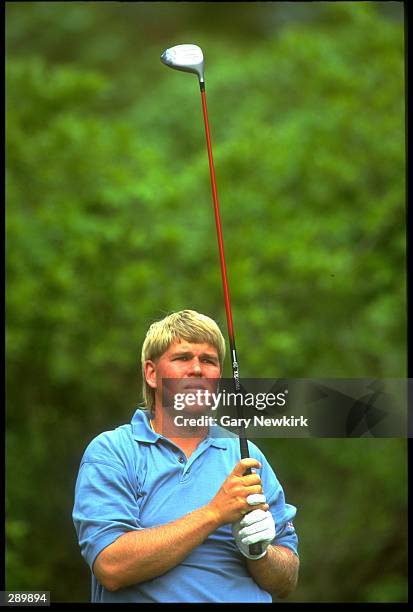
[73,409,298,603]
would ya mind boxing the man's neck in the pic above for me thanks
[151,408,209,459]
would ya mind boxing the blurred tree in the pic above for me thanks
[6,1,406,603]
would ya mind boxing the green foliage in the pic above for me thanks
[260,438,407,602]
[6,1,406,603]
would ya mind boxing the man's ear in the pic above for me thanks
[144,360,157,389]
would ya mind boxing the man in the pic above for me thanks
[73,310,299,603]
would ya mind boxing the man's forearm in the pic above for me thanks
[246,545,299,598]
[93,505,219,591]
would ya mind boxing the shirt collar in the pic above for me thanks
[131,408,227,449]
[207,425,228,449]
[131,408,161,443]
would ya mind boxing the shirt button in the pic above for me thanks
[178,456,185,464]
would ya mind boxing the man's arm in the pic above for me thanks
[94,458,267,591]
[246,545,299,598]
[94,505,218,591]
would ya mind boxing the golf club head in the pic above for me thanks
[160,44,205,84]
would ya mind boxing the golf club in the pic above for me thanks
[161,44,262,557]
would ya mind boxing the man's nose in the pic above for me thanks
[188,359,202,375]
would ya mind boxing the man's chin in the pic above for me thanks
[176,405,215,418]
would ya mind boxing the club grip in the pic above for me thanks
[243,466,263,557]
[249,542,263,557]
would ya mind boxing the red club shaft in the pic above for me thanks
[199,82,248,456]
[199,82,262,557]
[200,86,235,348]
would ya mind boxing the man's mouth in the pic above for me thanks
[183,383,208,392]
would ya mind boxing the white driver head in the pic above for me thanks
[160,44,205,84]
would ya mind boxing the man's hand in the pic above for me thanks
[232,497,276,560]
[207,458,269,526]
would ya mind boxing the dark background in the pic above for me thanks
[5,1,406,603]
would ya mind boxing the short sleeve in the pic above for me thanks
[266,483,298,556]
[72,435,143,570]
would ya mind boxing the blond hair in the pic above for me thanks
[141,310,226,413]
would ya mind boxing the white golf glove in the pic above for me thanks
[232,494,276,560]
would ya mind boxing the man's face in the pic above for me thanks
[144,339,221,415]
